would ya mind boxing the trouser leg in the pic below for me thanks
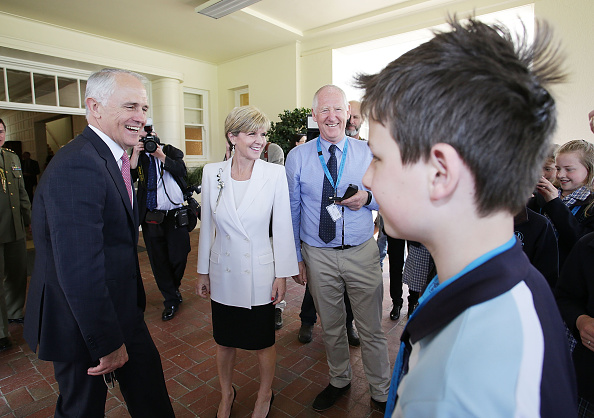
[302,244,351,388]
[340,239,391,401]
[0,243,9,339]
[116,321,175,417]
[53,360,108,418]
[143,219,189,308]
[299,284,317,326]
[387,236,405,307]
[4,239,27,319]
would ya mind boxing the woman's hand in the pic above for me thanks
[577,315,594,352]
[536,176,558,202]
[196,274,210,298]
[271,277,287,305]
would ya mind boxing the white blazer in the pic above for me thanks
[197,158,299,309]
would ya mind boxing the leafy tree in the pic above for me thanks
[267,107,311,155]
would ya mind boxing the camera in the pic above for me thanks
[141,118,161,153]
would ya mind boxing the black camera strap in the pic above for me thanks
[158,162,184,206]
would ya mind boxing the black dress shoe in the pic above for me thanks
[298,324,313,344]
[0,337,12,352]
[176,290,183,304]
[274,307,283,330]
[407,303,418,317]
[390,303,402,321]
[370,397,387,413]
[346,324,360,347]
[312,383,351,411]
[215,386,236,418]
[162,305,178,321]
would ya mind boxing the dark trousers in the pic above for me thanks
[52,321,174,418]
[299,283,354,327]
[142,214,190,308]
[0,238,27,338]
[387,236,406,307]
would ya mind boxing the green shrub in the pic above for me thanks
[267,107,311,155]
[186,165,204,187]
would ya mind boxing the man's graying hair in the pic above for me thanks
[85,68,148,118]
[358,16,566,216]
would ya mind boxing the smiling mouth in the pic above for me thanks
[126,125,141,133]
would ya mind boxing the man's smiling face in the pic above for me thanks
[93,73,149,150]
[313,87,350,144]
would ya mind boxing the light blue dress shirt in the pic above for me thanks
[285,136,378,261]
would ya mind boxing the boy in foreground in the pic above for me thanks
[359,17,577,417]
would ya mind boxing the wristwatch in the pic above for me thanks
[365,191,372,206]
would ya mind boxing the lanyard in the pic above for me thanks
[317,137,348,193]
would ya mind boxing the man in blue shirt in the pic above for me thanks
[285,85,390,413]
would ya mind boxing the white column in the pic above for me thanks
[150,78,183,151]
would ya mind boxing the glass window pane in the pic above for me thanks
[34,73,57,106]
[184,93,202,109]
[7,69,32,103]
[0,68,5,101]
[80,80,87,108]
[186,140,203,156]
[184,109,203,125]
[185,126,203,141]
[58,77,79,108]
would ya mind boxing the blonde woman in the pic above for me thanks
[197,106,298,418]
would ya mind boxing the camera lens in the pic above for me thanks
[144,139,157,153]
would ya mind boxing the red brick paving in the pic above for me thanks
[0,230,408,417]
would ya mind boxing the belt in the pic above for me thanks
[151,208,182,217]
[331,245,354,250]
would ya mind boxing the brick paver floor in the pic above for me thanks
[1,230,408,417]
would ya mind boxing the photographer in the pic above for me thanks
[131,124,190,321]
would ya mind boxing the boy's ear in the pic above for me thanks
[427,143,462,202]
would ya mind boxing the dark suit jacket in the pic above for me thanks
[22,157,40,188]
[24,126,145,363]
[131,144,186,223]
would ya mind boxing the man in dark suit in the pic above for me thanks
[131,131,190,321]
[20,151,40,203]
[24,68,174,418]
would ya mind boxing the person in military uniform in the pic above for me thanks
[0,118,31,351]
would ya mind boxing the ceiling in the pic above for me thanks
[0,0,453,64]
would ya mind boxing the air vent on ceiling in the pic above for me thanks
[195,0,262,19]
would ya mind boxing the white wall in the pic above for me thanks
[217,43,300,160]
[535,0,594,143]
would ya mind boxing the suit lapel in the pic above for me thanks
[220,158,248,237]
[84,127,135,223]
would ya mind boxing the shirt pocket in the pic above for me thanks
[210,251,220,264]
[10,165,23,179]
[259,252,274,265]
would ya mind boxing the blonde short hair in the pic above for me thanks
[224,106,270,148]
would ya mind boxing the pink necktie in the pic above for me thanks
[120,152,133,205]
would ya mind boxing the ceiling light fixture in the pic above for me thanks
[195,0,262,19]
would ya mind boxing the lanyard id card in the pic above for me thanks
[326,202,342,222]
